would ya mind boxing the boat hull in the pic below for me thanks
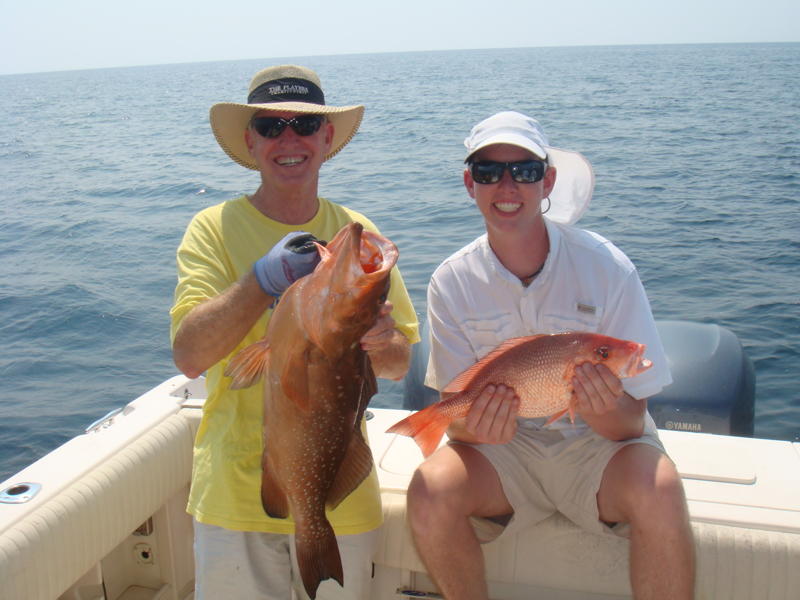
[1,376,799,599]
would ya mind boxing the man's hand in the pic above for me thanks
[572,362,626,416]
[359,301,412,381]
[572,362,645,440]
[448,384,520,445]
[360,302,397,352]
[253,231,324,297]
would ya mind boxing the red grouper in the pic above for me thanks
[388,332,653,458]
[225,222,397,599]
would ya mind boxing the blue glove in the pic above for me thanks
[253,231,324,298]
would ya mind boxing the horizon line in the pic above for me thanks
[2,40,798,78]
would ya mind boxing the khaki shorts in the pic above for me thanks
[463,414,666,542]
[193,520,379,600]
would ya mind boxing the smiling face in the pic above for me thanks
[245,110,334,190]
[464,143,557,238]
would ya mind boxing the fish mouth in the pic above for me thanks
[303,222,399,357]
[626,343,652,376]
[360,229,398,274]
[319,222,398,275]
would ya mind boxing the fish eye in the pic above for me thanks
[596,346,609,360]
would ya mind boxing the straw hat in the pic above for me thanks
[464,111,595,225]
[210,65,364,169]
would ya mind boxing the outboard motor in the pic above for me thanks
[402,320,755,437]
[649,320,755,436]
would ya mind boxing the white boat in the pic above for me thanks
[2,321,799,600]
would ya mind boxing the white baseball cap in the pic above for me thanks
[464,111,595,225]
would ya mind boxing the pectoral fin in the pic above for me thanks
[225,340,270,389]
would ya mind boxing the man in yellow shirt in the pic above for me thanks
[170,64,419,599]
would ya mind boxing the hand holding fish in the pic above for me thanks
[358,301,412,381]
[458,384,520,445]
[572,362,646,441]
[253,231,324,297]
[572,363,626,415]
[360,301,396,352]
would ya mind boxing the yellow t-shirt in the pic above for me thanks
[170,195,420,533]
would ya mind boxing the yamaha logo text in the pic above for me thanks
[665,421,702,432]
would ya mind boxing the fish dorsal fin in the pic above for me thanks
[442,335,544,393]
[326,427,373,510]
[225,340,271,389]
[280,348,311,411]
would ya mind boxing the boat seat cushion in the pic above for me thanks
[0,412,196,600]
[375,490,800,598]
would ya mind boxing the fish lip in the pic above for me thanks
[326,223,397,275]
[629,344,652,375]
[361,229,398,273]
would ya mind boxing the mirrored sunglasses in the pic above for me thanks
[470,160,547,184]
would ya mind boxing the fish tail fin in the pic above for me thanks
[295,520,343,599]
[386,403,456,458]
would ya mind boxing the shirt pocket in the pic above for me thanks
[539,307,603,335]
[462,314,518,359]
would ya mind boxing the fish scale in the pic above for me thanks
[494,336,583,417]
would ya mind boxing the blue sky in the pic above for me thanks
[2,0,798,75]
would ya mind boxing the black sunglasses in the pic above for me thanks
[469,160,547,184]
[250,115,324,139]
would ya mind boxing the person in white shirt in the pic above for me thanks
[406,111,695,599]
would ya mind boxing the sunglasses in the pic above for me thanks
[469,160,547,184]
[250,115,325,139]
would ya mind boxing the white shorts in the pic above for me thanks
[193,520,379,600]
[466,414,666,542]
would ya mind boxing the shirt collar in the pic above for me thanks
[478,219,563,289]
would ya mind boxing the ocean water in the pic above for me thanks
[1,44,798,482]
